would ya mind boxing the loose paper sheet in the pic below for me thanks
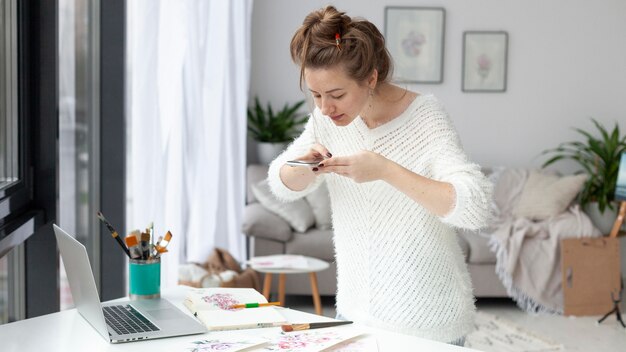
[327,335,378,352]
[186,335,267,352]
[252,329,363,352]
[249,255,310,270]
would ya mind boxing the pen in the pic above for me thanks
[97,211,131,258]
[281,321,353,332]
[230,302,281,309]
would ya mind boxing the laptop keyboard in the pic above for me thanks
[103,304,160,335]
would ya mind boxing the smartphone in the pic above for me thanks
[286,160,321,167]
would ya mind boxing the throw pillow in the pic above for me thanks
[512,171,587,220]
[251,179,315,233]
[305,182,332,230]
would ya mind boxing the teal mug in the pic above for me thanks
[129,258,161,299]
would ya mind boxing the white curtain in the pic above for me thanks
[127,0,252,288]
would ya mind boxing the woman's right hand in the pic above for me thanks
[279,143,332,191]
[297,143,333,163]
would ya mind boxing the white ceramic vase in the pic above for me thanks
[257,142,286,165]
[583,202,619,235]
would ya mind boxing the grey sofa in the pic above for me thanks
[242,164,507,298]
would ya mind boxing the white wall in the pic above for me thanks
[249,0,626,170]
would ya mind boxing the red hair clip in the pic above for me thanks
[335,33,342,50]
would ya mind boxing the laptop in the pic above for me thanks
[53,224,207,343]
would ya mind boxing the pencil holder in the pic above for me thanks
[129,258,161,300]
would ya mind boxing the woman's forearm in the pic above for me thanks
[279,164,318,191]
[381,161,455,217]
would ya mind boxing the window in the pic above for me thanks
[1,0,125,325]
[0,0,26,325]
[58,0,100,310]
[0,0,18,192]
[1,0,59,324]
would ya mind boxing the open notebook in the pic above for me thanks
[183,287,287,331]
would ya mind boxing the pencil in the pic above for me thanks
[97,211,131,258]
[229,302,281,309]
[281,321,353,332]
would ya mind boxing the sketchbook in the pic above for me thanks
[183,287,287,331]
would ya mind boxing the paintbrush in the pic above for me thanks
[281,321,353,332]
[97,211,131,258]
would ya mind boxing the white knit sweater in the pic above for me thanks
[268,94,493,343]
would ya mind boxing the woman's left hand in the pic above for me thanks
[314,150,390,183]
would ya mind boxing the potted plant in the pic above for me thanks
[541,118,626,234]
[247,96,307,164]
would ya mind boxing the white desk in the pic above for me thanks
[0,286,477,351]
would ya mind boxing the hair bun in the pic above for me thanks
[302,5,351,38]
[290,6,392,89]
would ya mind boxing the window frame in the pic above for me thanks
[0,0,59,321]
[0,0,30,240]
[1,0,127,322]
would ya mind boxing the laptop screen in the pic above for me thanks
[53,224,110,341]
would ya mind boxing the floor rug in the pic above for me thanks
[465,312,564,352]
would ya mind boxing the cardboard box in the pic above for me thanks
[561,237,621,316]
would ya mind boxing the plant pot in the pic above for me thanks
[257,142,287,165]
[583,202,619,235]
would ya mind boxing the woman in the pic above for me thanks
[267,6,492,346]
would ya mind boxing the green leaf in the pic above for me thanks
[540,117,625,215]
[247,96,307,143]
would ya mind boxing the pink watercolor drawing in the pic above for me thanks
[277,333,333,349]
[188,337,267,352]
[202,293,240,310]
[249,255,309,270]
[476,54,492,79]
[401,31,426,57]
[259,330,363,352]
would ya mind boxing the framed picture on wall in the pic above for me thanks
[462,31,508,92]
[385,7,445,83]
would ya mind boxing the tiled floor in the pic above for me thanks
[285,295,626,351]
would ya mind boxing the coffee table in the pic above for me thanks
[249,255,330,315]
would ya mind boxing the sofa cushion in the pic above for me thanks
[286,229,335,262]
[246,164,269,204]
[251,179,315,233]
[242,203,293,242]
[457,230,496,264]
[512,171,587,220]
[305,183,332,230]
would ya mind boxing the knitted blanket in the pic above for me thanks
[485,168,601,313]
